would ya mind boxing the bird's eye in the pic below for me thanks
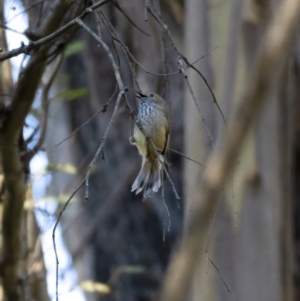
[150,93,154,97]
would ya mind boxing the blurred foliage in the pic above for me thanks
[38,163,77,174]
[81,281,111,294]
[64,41,85,57]
[56,87,88,101]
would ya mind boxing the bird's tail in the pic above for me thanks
[131,157,162,197]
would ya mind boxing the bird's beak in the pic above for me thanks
[136,91,146,98]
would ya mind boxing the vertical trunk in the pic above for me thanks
[183,0,216,299]
[212,1,295,301]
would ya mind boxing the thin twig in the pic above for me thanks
[168,148,207,168]
[144,0,150,21]
[208,257,235,301]
[84,91,123,201]
[55,85,118,147]
[161,183,171,243]
[52,180,85,301]
[0,23,24,35]
[112,36,180,77]
[148,7,227,126]
[99,11,142,92]
[76,18,124,90]
[111,0,150,37]
[26,54,63,161]
[111,35,213,79]
[6,0,48,24]
[179,59,214,144]
[163,164,180,204]
[190,47,218,66]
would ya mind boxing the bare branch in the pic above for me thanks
[144,0,150,21]
[159,0,300,300]
[179,59,214,144]
[55,85,118,147]
[52,180,85,301]
[5,0,48,25]
[111,1,150,37]
[168,148,207,168]
[0,0,111,62]
[99,12,142,92]
[26,54,63,162]
[161,182,171,244]
[84,91,124,201]
[148,7,227,126]
[76,18,124,92]
[208,257,235,301]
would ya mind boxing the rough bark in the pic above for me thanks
[0,1,88,300]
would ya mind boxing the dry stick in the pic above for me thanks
[144,0,150,21]
[116,36,215,78]
[77,19,124,89]
[84,91,123,201]
[55,85,118,147]
[231,160,240,228]
[112,36,180,77]
[161,183,171,243]
[52,179,85,301]
[0,0,111,62]
[152,0,161,16]
[159,0,300,300]
[0,23,24,35]
[111,1,150,37]
[208,257,235,301]
[91,0,103,38]
[113,37,217,76]
[99,11,142,92]
[163,164,180,204]
[190,47,218,66]
[204,194,222,272]
[151,0,168,99]
[98,12,121,65]
[179,59,214,144]
[26,54,64,161]
[111,35,214,78]
[148,7,227,127]
[6,0,47,24]
[168,148,207,168]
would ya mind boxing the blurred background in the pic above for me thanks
[0,0,299,301]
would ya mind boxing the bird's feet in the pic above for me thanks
[129,136,136,145]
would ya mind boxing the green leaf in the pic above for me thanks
[36,163,77,175]
[47,163,77,174]
[80,281,111,294]
[64,41,85,57]
[57,88,88,101]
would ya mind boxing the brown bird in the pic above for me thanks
[130,92,170,197]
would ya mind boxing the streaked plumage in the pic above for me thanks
[131,92,170,197]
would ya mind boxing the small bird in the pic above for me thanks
[130,91,170,197]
